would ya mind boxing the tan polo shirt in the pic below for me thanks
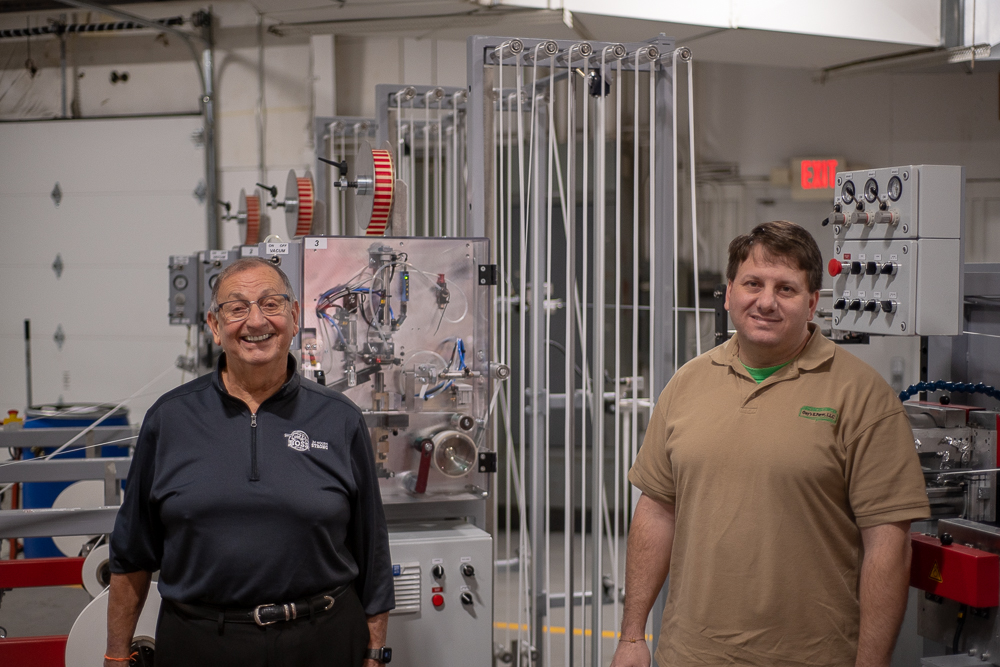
[629,324,929,667]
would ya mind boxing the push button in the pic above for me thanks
[432,594,444,607]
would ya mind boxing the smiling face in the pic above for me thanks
[206,264,300,376]
[724,247,820,367]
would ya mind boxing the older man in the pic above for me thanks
[612,221,929,667]
[106,257,393,667]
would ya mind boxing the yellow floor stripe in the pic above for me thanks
[494,622,652,642]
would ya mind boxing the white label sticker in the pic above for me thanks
[868,170,876,177]
[843,290,851,298]
[210,250,229,261]
[858,291,866,298]
[460,585,470,592]
[874,254,882,261]
[171,255,190,265]
[858,253,866,260]
[889,254,898,261]
[242,246,259,256]
[432,558,443,565]
[460,556,472,563]
[874,291,882,299]
[266,242,289,255]
[306,237,327,250]
[888,291,897,299]
[891,168,899,175]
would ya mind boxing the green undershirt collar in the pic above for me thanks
[741,360,792,384]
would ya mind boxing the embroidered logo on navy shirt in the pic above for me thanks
[285,430,311,451]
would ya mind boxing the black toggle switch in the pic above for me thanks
[432,565,444,579]
[848,299,862,311]
[865,262,878,275]
[880,300,897,314]
[461,563,475,577]
[863,300,878,312]
[460,592,474,606]
[880,262,898,276]
[834,298,847,310]
[849,261,863,275]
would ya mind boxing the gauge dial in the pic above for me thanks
[864,178,878,203]
[172,275,188,290]
[841,180,855,205]
[887,175,902,201]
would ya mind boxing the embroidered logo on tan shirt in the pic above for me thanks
[799,406,839,423]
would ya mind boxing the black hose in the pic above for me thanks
[952,604,967,654]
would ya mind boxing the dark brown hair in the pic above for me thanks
[726,221,823,292]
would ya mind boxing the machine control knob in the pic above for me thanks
[880,262,898,276]
[880,300,898,314]
[850,210,871,227]
[865,262,878,276]
[827,259,848,277]
[829,211,847,226]
[833,298,847,310]
[847,299,862,311]
[939,533,954,546]
[461,564,475,577]
[432,593,445,607]
[849,261,863,275]
[432,565,444,579]
[863,300,878,312]
[460,592,474,606]
[873,210,899,225]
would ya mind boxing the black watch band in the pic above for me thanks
[364,647,392,663]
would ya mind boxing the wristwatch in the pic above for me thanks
[365,646,392,664]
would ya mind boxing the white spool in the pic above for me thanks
[81,543,111,597]
[52,480,105,557]
[65,581,161,667]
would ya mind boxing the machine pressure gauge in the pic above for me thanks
[172,275,188,290]
[841,180,855,205]
[864,178,878,203]
[887,175,902,201]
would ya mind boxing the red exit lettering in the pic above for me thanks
[800,159,839,190]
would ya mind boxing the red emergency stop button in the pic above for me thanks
[432,593,444,607]
[828,258,844,277]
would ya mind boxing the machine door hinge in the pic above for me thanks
[478,264,498,286]
[478,451,498,473]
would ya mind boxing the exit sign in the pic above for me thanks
[791,157,843,201]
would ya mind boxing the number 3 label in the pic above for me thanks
[307,238,327,250]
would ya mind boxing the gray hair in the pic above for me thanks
[210,257,297,312]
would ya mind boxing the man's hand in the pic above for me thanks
[609,494,674,667]
[364,611,389,666]
[610,639,651,667]
[855,521,911,667]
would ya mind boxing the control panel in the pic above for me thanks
[199,249,240,323]
[829,165,964,336]
[168,254,200,325]
[387,522,492,667]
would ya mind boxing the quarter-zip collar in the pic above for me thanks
[211,352,301,408]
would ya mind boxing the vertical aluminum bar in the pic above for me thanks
[436,96,444,237]
[563,45,577,667]
[543,51,556,667]
[612,55,623,639]
[687,57,702,356]
[671,50,679,372]
[579,51,590,667]
[591,48,608,666]
[631,51,640,537]
[424,92,432,237]
[515,57,529,665]
[409,97,416,235]
[530,91,547,667]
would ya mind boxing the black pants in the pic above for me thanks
[155,587,370,667]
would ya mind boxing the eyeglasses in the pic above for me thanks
[215,294,290,322]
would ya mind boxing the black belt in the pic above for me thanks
[169,583,352,627]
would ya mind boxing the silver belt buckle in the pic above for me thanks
[253,603,280,627]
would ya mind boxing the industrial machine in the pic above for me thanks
[826,165,1000,666]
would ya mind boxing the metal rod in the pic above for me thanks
[685,51,702,357]
[23,319,32,409]
[579,49,589,667]
[563,44,577,667]
[59,31,67,118]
